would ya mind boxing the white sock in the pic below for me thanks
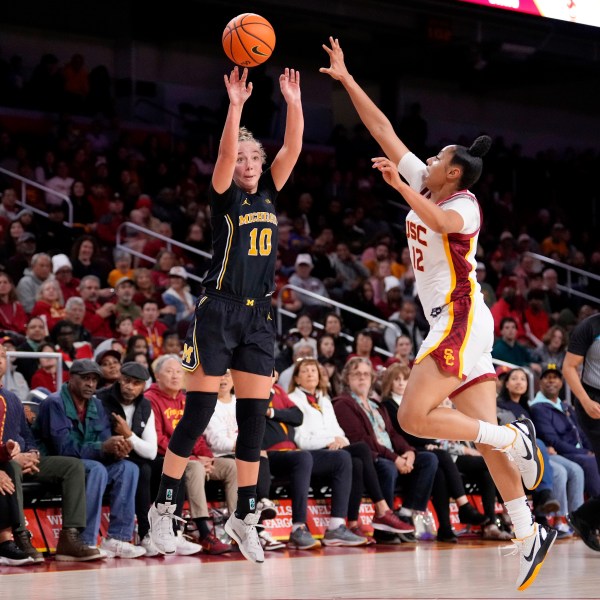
[328,517,346,531]
[398,507,413,517]
[291,522,305,532]
[476,420,516,449]
[505,497,535,540]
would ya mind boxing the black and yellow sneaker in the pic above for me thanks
[510,522,557,591]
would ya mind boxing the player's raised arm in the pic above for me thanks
[320,37,409,165]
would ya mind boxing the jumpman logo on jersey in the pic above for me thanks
[242,198,251,206]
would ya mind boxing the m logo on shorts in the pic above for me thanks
[246,299,255,307]
[182,343,193,363]
[443,348,455,367]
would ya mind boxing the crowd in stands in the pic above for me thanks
[1,47,600,565]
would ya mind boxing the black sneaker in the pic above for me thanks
[567,511,600,552]
[0,540,35,566]
[458,503,490,526]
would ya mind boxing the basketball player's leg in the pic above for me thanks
[453,381,556,591]
[149,363,221,555]
[224,369,272,563]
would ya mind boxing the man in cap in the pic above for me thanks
[288,253,329,319]
[0,346,104,563]
[97,362,159,556]
[35,359,145,558]
[529,365,600,500]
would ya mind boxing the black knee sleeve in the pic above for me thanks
[235,398,270,462]
[168,391,218,457]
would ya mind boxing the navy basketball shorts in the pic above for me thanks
[181,290,275,377]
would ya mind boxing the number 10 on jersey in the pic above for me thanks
[248,227,273,256]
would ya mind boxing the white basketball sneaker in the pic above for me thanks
[502,418,544,490]
[147,502,185,555]
[224,512,264,564]
[509,522,557,591]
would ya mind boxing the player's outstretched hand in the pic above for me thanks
[319,37,350,81]
[224,66,253,106]
[372,156,402,189]
[279,68,301,103]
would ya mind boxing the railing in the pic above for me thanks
[525,251,600,306]
[4,351,64,391]
[115,222,212,285]
[276,284,397,358]
[0,167,74,226]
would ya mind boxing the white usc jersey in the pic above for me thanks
[398,152,483,325]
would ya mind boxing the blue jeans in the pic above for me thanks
[82,459,139,545]
[375,451,438,511]
[550,454,585,516]
[535,439,554,493]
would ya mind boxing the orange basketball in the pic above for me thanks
[222,13,276,67]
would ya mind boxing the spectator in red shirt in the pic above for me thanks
[0,272,27,335]
[30,341,61,392]
[133,300,168,360]
[78,275,115,340]
[52,254,80,303]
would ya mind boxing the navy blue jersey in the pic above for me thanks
[202,169,278,299]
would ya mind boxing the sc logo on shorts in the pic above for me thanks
[443,348,455,367]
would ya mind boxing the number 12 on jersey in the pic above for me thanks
[411,246,424,272]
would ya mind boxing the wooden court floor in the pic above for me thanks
[1,537,598,599]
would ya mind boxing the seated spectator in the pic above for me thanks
[0,335,30,401]
[161,266,196,326]
[542,268,575,325]
[374,277,403,321]
[115,315,134,349]
[107,250,135,290]
[0,272,27,335]
[522,289,550,347]
[0,439,33,566]
[64,296,92,343]
[78,275,116,340]
[96,194,126,248]
[322,311,352,366]
[30,340,60,393]
[288,357,411,544]
[161,331,182,358]
[35,359,145,558]
[97,361,159,555]
[14,316,47,384]
[333,357,438,539]
[384,299,426,355]
[5,231,36,285]
[531,325,568,372]
[112,276,141,322]
[95,347,122,389]
[328,241,370,301]
[277,340,316,393]
[151,249,179,293]
[133,300,168,360]
[476,261,496,308]
[367,258,394,307]
[541,223,570,262]
[52,254,80,303]
[497,367,583,538]
[16,252,53,314]
[70,235,111,287]
[530,366,600,499]
[380,364,501,542]
[490,282,528,340]
[362,241,405,279]
[30,279,66,332]
[50,319,93,371]
[492,317,541,375]
[288,253,330,320]
[3,354,103,564]
[45,160,74,207]
[262,372,321,550]
[133,267,170,318]
[146,354,232,556]
[277,312,318,372]
[0,187,20,223]
[384,334,414,368]
[346,328,384,372]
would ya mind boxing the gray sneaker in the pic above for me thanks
[322,525,368,547]
[224,512,264,564]
[288,525,321,550]
[148,502,185,555]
